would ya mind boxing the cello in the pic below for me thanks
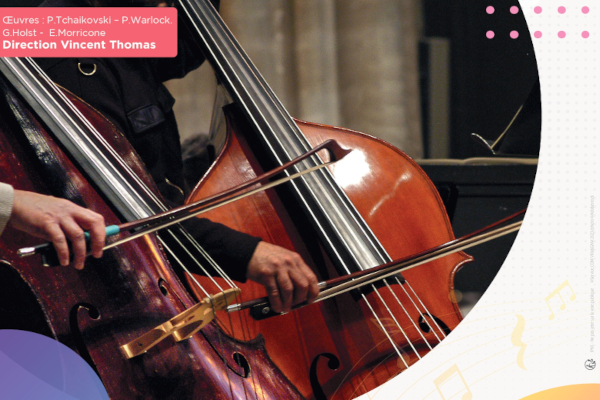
[176,1,474,399]
[0,56,309,399]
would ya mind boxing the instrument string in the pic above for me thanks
[179,4,400,392]
[401,279,447,341]
[359,292,409,368]
[24,57,165,209]
[382,280,435,351]
[90,4,262,386]
[181,0,391,271]
[161,233,220,295]
[24,57,238,292]
[181,2,424,374]
[23,56,251,398]
[369,284,422,360]
[193,8,426,360]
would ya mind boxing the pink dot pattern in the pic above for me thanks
[529,6,591,40]
[486,5,591,40]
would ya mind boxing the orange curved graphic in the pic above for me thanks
[520,384,600,400]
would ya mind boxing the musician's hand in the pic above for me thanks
[9,190,106,270]
[246,241,319,314]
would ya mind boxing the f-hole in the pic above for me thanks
[158,278,169,296]
[70,303,101,375]
[232,352,250,378]
[309,353,340,400]
[418,313,451,335]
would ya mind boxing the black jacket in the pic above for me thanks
[36,0,259,282]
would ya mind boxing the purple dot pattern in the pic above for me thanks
[517,5,591,40]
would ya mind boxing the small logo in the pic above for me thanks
[585,359,596,370]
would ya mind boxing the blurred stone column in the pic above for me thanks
[221,0,299,116]
[169,0,423,158]
[222,0,343,127]
[292,0,341,126]
[334,0,423,157]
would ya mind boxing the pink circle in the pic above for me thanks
[534,31,542,38]
[510,30,519,39]
[582,31,590,38]
[558,6,566,14]
[486,6,495,14]
[534,6,542,14]
[486,30,495,39]
[558,31,566,38]
[582,7,590,14]
[510,6,519,14]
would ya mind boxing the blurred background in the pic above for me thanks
[4,0,540,315]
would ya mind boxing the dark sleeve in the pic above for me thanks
[181,218,261,283]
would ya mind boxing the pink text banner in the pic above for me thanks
[0,7,177,58]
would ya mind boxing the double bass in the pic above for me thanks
[0,56,306,399]
[175,0,474,399]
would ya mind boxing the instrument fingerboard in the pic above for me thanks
[177,0,396,275]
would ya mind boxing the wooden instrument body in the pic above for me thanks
[189,106,472,399]
[0,78,304,400]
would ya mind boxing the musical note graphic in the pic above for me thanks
[545,280,576,320]
[511,314,527,370]
[433,364,473,400]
